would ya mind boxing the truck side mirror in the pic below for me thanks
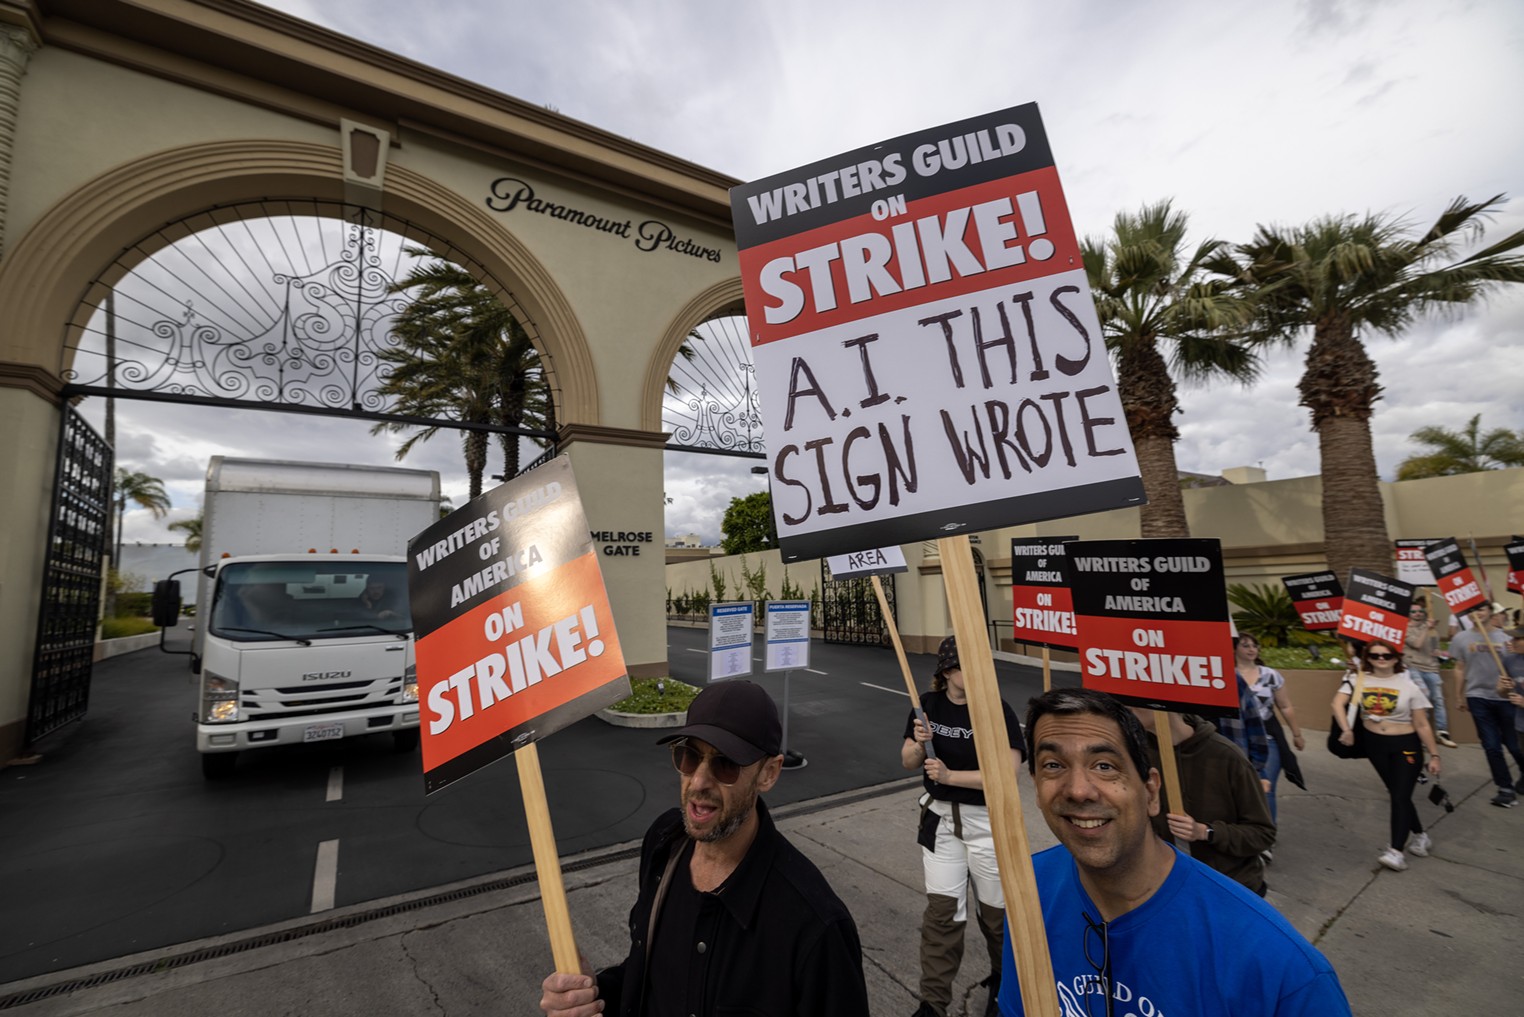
[152,580,183,627]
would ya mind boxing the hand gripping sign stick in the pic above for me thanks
[871,574,936,761]
[940,535,1060,1017]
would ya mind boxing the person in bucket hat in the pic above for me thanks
[901,636,1025,1017]
[541,680,868,1016]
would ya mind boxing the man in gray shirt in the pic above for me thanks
[1453,603,1524,807]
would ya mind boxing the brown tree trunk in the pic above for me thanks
[1117,340,1190,538]
[1299,320,1390,582]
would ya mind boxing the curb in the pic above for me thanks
[596,708,687,729]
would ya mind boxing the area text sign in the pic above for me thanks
[1393,539,1438,586]
[1282,571,1343,632]
[408,456,629,794]
[1009,536,1078,650]
[1065,539,1235,713]
[730,103,1145,562]
[825,545,908,578]
[1336,569,1414,647]
[1423,538,1488,615]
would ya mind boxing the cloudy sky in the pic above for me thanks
[95,0,1524,547]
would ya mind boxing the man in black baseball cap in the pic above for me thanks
[540,680,868,1016]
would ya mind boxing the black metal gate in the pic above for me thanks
[819,562,896,646]
[25,406,113,745]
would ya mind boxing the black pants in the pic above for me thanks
[1365,730,1424,851]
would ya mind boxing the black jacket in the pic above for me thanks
[596,798,869,1016]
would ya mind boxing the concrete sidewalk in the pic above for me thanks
[3,731,1519,1015]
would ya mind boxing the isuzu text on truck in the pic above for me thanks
[155,457,439,778]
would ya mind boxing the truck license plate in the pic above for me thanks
[303,722,345,743]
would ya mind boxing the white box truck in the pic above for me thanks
[155,457,440,778]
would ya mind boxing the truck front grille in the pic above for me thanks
[240,677,402,718]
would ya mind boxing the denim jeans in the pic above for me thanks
[1466,697,1524,790]
[1262,735,1282,823]
[1410,669,1447,731]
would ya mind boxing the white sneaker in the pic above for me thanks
[1408,832,1432,857]
[1378,847,1408,871]
[1437,731,1458,748]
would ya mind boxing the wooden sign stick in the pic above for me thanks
[1041,646,1052,692]
[940,535,1060,1017]
[1151,710,1184,819]
[872,574,936,760]
[516,741,580,972]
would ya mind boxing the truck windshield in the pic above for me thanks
[209,562,412,641]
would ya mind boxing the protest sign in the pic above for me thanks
[409,456,629,795]
[731,102,1145,563]
[1393,539,1438,587]
[1335,569,1414,647]
[709,602,756,681]
[1423,537,1488,615]
[825,544,908,577]
[1281,571,1344,632]
[1010,536,1078,651]
[765,600,811,671]
[1064,539,1236,714]
[1507,535,1524,595]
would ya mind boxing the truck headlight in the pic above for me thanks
[402,663,418,703]
[202,672,240,723]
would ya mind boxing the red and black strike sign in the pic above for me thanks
[407,456,629,795]
[1393,539,1438,587]
[1423,537,1488,615]
[1281,571,1344,632]
[1009,536,1078,650]
[1064,538,1236,713]
[1335,569,1415,647]
[1506,535,1524,596]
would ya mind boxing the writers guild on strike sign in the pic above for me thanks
[406,456,630,794]
[1335,569,1415,648]
[1282,571,1344,632]
[1422,538,1487,615]
[1010,536,1078,651]
[731,103,1145,563]
[1062,538,1236,714]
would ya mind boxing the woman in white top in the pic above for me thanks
[1331,640,1444,871]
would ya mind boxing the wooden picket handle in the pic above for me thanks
[939,535,1059,1017]
[872,574,936,760]
[516,742,580,972]
[1041,646,1052,692]
[1152,710,1184,819]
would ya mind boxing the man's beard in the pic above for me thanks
[683,777,758,843]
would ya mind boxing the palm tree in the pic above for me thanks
[373,251,555,497]
[167,515,203,553]
[1082,201,1259,537]
[1395,414,1524,480]
[113,468,171,566]
[1230,195,1524,581]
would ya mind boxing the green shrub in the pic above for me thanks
[100,616,158,639]
[1226,583,1304,647]
[608,677,700,714]
[115,592,153,618]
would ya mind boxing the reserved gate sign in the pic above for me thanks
[1335,569,1414,648]
[1282,571,1344,632]
[1065,538,1235,713]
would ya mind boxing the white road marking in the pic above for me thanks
[805,668,828,675]
[325,766,343,803]
[311,839,339,913]
[686,648,706,654]
[860,682,909,697]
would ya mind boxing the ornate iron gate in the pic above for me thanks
[819,562,896,646]
[25,406,113,744]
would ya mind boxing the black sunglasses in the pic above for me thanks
[1366,651,1396,661]
[670,739,744,786]
[1082,911,1114,1017]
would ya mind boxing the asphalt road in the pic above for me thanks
[0,627,1048,983]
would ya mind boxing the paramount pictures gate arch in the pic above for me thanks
[0,0,748,760]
